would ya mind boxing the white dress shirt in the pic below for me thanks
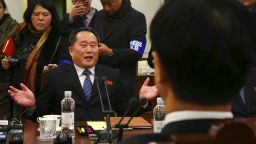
[74,64,95,87]
[164,110,233,127]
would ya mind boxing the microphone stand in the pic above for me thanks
[115,98,139,142]
[116,123,127,142]
[104,110,113,143]
[116,98,147,142]
[95,77,114,144]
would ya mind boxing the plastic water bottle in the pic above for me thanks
[153,97,166,133]
[61,91,75,136]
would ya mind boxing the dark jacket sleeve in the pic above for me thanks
[111,69,131,116]
[28,71,56,121]
[98,10,147,66]
[111,11,147,63]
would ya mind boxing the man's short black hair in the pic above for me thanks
[150,0,256,105]
[68,27,100,47]
[23,0,61,29]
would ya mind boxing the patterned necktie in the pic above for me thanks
[240,87,246,104]
[82,16,88,27]
[83,69,92,100]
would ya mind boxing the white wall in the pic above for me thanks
[5,0,24,23]
[7,0,163,57]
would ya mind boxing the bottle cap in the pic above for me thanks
[157,97,164,105]
[64,91,72,97]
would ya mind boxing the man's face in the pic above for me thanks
[72,0,92,14]
[100,0,122,15]
[69,31,99,69]
[240,0,256,8]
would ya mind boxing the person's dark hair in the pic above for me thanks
[150,0,256,105]
[23,0,60,29]
[68,27,100,46]
[0,0,7,11]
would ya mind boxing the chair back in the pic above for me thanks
[170,119,256,144]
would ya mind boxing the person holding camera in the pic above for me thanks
[1,0,71,119]
[62,0,97,29]
[0,0,19,119]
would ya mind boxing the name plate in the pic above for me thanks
[0,120,8,126]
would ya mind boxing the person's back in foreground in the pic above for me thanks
[122,0,256,143]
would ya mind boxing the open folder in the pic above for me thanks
[87,117,152,130]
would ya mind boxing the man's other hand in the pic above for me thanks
[8,83,35,108]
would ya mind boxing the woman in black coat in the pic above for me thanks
[0,0,19,119]
[1,0,71,119]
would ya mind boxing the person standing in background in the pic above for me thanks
[62,0,97,29]
[231,0,256,117]
[1,0,71,119]
[0,0,19,119]
[94,0,147,99]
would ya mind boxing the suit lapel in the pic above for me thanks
[64,64,88,102]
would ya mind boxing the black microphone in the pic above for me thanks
[116,98,147,142]
[115,98,139,128]
[114,98,139,142]
[126,98,148,126]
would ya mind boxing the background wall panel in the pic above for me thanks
[7,0,164,58]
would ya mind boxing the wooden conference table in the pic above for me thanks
[23,117,256,143]
[22,119,153,144]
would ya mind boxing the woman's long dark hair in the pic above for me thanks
[0,0,7,11]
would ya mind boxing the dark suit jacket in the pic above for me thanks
[122,119,220,144]
[61,9,97,29]
[93,8,147,98]
[30,64,130,121]
[232,71,256,117]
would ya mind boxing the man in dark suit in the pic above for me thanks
[231,0,256,118]
[93,0,147,99]
[62,0,97,29]
[232,69,256,117]
[123,0,256,143]
[8,27,131,121]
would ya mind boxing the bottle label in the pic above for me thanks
[61,113,74,126]
[153,120,164,133]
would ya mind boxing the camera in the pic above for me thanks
[0,120,8,143]
[8,121,23,144]
[54,131,72,144]
[8,58,19,67]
